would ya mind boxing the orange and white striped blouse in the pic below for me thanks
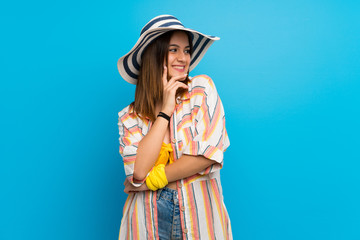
[118,75,232,239]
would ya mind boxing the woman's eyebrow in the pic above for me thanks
[169,44,190,48]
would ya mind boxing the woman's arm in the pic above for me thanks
[164,154,215,183]
[132,116,168,181]
[133,67,188,181]
[124,154,215,193]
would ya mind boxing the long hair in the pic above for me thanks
[131,30,193,121]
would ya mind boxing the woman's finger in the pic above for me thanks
[124,181,150,194]
[167,81,189,93]
[161,74,188,116]
[167,74,187,86]
[162,66,168,87]
[164,76,188,93]
[124,183,134,194]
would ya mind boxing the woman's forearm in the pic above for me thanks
[165,154,216,183]
[125,154,216,193]
[133,117,168,180]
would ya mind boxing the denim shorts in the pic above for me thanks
[156,187,183,240]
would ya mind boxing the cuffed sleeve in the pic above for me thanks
[182,76,230,175]
[118,108,145,187]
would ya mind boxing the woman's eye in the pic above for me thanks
[185,50,190,54]
[169,49,177,52]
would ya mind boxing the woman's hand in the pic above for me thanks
[124,178,149,194]
[161,66,188,116]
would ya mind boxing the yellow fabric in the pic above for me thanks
[146,164,168,191]
[154,142,174,166]
[145,143,174,191]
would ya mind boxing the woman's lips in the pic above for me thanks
[172,65,186,72]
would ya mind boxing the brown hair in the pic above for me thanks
[131,30,193,121]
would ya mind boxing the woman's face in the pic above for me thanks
[167,31,191,79]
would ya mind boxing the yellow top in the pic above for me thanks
[154,142,174,166]
[145,143,174,191]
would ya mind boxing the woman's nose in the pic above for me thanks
[177,51,185,62]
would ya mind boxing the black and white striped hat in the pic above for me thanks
[117,15,220,84]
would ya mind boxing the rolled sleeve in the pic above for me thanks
[118,110,145,187]
[182,76,230,175]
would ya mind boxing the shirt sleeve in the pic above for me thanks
[182,76,230,175]
[118,110,145,187]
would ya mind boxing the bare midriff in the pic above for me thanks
[167,181,177,189]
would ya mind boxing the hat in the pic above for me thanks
[117,14,220,84]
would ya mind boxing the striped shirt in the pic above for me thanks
[118,75,232,239]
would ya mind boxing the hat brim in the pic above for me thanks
[117,26,219,85]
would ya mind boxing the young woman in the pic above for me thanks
[117,15,232,240]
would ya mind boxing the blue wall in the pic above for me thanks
[1,0,359,239]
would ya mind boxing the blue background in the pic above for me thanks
[1,0,359,239]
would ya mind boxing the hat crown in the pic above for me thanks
[140,15,184,35]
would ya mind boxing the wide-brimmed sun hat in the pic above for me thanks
[117,14,220,84]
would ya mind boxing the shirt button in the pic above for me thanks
[181,206,185,211]
[178,183,182,188]
[172,139,176,144]
[183,229,188,234]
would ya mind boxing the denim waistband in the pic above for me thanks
[157,187,178,201]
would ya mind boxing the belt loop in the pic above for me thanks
[156,188,163,201]
[172,189,179,205]
[173,189,178,200]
